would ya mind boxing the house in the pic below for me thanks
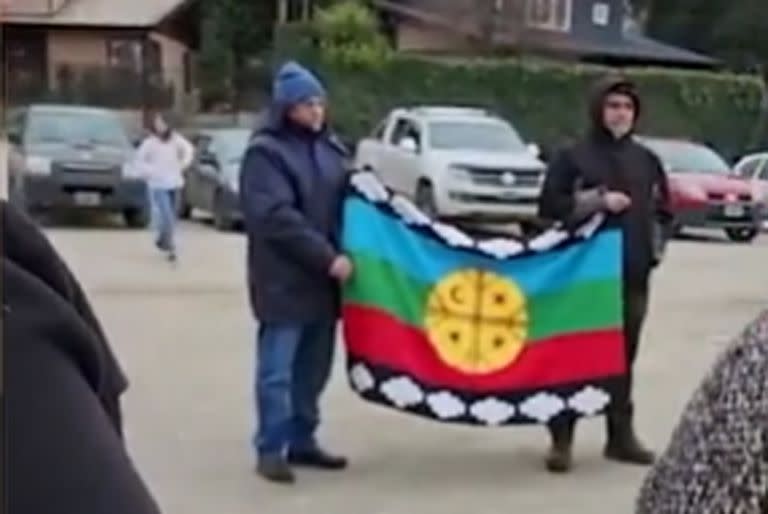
[373,0,717,69]
[1,0,200,116]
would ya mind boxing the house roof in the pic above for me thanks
[375,0,717,68]
[3,0,192,28]
[536,32,718,67]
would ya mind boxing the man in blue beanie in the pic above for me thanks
[239,61,352,484]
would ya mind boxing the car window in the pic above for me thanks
[26,110,130,148]
[428,119,527,152]
[735,157,763,179]
[210,129,251,164]
[759,159,768,180]
[389,118,421,149]
[371,119,387,140]
[641,140,731,174]
[6,109,25,141]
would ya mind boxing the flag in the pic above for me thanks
[341,172,627,427]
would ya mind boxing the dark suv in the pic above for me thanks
[7,104,149,227]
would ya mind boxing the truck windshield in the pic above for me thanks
[27,110,130,148]
[428,120,527,152]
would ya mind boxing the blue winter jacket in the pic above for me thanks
[239,107,349,322]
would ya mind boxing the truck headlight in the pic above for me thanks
[447,165,472,182]
[25,156,52,175]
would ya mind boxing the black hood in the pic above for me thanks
[588,75,641,138]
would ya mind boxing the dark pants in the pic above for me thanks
[254,320,336,458]
[549,282,649,438]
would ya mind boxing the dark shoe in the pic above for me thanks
[604,435,655,465]
[545,443,573,473]
[287,447,348,470]
[545,419,575,474]
[257,456,295,484]
[605,413,655,466]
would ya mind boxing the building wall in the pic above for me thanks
[46,29,107,86]
[41,28,194,111]
[150,32,193,111]
[6,0,67,15]
[396,20,472,53]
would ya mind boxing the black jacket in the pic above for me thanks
[3,201,161,514]
[538,77,673,286]
[240,107,349,323]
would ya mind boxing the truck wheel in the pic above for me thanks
[415,182,438,219]
[725,227,758,243]
[123,206,150,229]
[212,193,234,232]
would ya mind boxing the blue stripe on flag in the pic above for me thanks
[342,196,621,296]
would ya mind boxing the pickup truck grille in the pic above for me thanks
[54,163,119,175]
[465,167,542,187]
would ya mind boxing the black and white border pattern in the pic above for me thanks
[348,359,619,426]
[348,171,608,260]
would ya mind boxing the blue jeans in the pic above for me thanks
[150,188,177,253]
[254,321,336,458]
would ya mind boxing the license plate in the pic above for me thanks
[723,204,745,218]
[74,192,101,206]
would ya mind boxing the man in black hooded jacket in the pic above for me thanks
[537,75,673,473]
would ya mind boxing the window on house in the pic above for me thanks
[106,37,143,71]
[592,2,610,26]
[525,0,572,32]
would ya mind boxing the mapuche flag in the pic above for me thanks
[341,172,627,427]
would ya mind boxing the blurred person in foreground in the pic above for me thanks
[3,199,162,514]
[537,75,673,473]
[636,309,768,513]
[135,112,194,263]
[239,61,352,484]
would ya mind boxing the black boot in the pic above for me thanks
[604,410,655,466]
[545,418,575,473]
[257,455,295,484]
[287,446,348,471]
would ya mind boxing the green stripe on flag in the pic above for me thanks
[344,252,622,343]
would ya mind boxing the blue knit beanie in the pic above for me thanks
[272,61,326,106]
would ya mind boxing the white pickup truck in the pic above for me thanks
[354,106,546,221]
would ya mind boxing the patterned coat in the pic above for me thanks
[636,309,768,513]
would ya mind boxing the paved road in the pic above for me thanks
[48,220,767,514]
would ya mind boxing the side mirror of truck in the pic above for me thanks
[527,143,541,158]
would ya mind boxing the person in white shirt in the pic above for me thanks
[135,113,194,262]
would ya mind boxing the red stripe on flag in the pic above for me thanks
[343,305,626,392]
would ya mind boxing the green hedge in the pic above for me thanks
[270,26,764,160]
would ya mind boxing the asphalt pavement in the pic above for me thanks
[47,220,767,514]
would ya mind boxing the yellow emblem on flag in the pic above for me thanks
[424,269,529,375]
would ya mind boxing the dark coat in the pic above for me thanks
[636,310,768,513]
[3,201,161,514]
[239,107,349,323]
[538,76,673,287]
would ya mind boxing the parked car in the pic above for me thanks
[637,137,763,242]
[355,106,546,222]
[6,104,149,227]
[179,127,250,231]
[733,151,768,230]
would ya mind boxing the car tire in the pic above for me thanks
[123,206,150,229]
[212,192,234,232]
[415,181,438,219]
[178,192,192,220]
[725,227,758,243]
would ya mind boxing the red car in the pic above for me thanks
[637,137,764,243]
